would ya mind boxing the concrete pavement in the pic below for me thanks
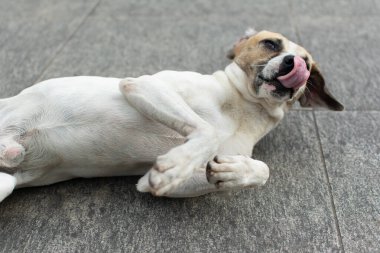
[0,0,379,252]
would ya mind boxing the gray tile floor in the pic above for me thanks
[0,0,379,252]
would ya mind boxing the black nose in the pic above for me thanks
[278,55,294,76]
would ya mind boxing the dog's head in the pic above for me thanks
[227,29,343,111]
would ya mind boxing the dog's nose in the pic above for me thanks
[277,55,310,89]
[278,55,294,76]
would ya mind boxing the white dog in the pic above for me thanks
[0,29,343,202]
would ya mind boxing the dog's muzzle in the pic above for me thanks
[277,56,310,90]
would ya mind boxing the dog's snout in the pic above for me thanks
[283,55,294,66]
[278,55,294,76]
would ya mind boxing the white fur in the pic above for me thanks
[0,173,16,202]
[0,63,279,201]
[245,27,257,38]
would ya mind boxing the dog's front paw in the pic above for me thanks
[146,169,188,196]
[206,155,269,190]
[145,149,201,196]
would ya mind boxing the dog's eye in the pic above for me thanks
[262,39,280,51]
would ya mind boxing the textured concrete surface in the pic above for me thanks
[316,112,380,252]
[0,0,379,252]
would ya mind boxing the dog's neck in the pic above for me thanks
[222,62,287,120]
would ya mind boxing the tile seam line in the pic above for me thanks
[312,111,345,253]
[286,1,345,251]
[315,110,380,112]
[291,109,380,112]
[33,0,102,84]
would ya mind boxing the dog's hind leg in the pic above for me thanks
[0,172,16,203]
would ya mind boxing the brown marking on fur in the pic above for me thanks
[232,31,288,80]
[231,31,314,78]
[221,102,233,112]
[227,38,250,60]
[226,30,343,111]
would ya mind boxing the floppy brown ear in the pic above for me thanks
[298,64,344,111]
[227,28,257,60]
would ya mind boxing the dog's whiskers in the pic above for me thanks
[304,85,312,95]
[306,80,315,88]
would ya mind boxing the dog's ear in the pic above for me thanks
[298,63,344,111]
[227,28,257,60]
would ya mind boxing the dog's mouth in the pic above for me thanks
[257,74,294,98]
[255,56,310,100]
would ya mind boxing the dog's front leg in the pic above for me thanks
[119,77,226,196]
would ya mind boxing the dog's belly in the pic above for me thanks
[3,76,185,186]
[15,161,155,188]
[18,127,183,187]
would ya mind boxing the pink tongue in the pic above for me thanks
[277,56,310,89]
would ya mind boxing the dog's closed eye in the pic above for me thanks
[261,39,282,52]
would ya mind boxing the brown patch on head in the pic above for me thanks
[227,28,257,60]
[227,29,343,108]
[228,30,314,72]
[227,30,290,88]
[234,31,287,71]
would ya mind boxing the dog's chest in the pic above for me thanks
[219,102,280,155]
